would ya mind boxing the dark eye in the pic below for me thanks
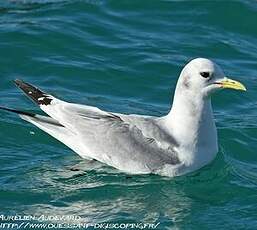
[200,72,210,78]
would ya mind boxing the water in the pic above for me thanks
[0,0,257,229]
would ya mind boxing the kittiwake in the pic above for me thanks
[0,58,246,177]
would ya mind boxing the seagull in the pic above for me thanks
[0,58,246,177]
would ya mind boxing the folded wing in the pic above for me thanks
[14,79,180,174]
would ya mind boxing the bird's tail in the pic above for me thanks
[0,106,63,127]
[0,106,36,117]
[0,105,91,160]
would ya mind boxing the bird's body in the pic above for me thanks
[1,58,246,177]
[20,102,183,177]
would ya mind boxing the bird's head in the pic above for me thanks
[177,58,246,99]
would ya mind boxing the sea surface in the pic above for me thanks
[0,0,257,229]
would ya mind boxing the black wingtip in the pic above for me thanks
[0,106,36,117]
[14,79,53,106]
[14,79,22,86]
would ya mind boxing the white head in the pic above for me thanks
[168,58,246,169]
[176,58,246,99]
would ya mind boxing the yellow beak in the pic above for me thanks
[215,77,246,91]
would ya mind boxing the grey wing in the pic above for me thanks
[14,79,180,174]
[43,101,180,173]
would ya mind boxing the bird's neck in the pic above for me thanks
[165,92,218,166]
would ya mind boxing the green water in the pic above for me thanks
[0,0,257,229]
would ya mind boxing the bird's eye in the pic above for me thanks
[200,72,210,78]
